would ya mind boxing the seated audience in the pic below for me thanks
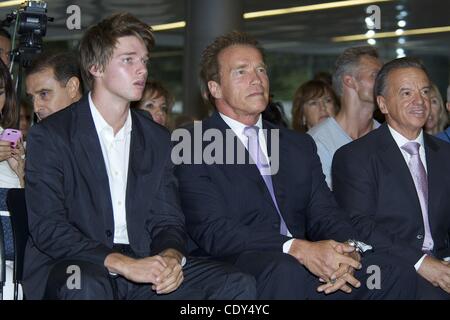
[23,13,255,300]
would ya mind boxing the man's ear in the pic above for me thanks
[342,74,356,91]
[89,64,102,78]
[66,76,81,99]
[208,80,222,99]
[377,95,388,115]
[446,102,450,112]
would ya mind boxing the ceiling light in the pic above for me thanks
[150,0,395,32]
[243,0,394,19]
[0,0,23,8]
[398,37,405,44]
[366,30,375,37]
[397,20,406,28]
[367,38,376,45]
[151,21,186,31]
[365,17,375,28]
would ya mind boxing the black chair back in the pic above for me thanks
[0,218,5,299]
[6,188,28,299]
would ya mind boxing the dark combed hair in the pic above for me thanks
[0,59,18,129]
[79,12,155,90]
[374,57,429,100]
[25,51,84,94]
[200,30,264,107]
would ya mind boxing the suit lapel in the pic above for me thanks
[72,96,113,227]
[125,112,153,226]
[424,134,440,236]
[207,112,278,212]
[376,125,424,222]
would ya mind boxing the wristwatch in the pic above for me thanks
[346,239,373,255]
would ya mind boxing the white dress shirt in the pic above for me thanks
[387,125,431,271]
[89,93,131,244]
[219,113,293,253]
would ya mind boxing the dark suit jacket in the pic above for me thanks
[24,95,187,299]
[174,111,357,260]
[332,124,450,267]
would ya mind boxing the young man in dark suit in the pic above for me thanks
[23,13,255,300]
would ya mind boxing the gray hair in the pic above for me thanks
[332,46,379,97]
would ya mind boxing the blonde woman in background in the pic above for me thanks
[424,84,447,135]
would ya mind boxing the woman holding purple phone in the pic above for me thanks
[0,58,24,300]
[0,59,24,188]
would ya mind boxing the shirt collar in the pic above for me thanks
[219,112,263,136]
[88,92,132,139]
[387,124,424,150]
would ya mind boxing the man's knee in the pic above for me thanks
[44,260,115,300]
[265,253,306,280]
[223,271,257,299]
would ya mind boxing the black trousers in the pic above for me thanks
[229,250,419,300]
[415,272,450,300]
[43,246,256,300]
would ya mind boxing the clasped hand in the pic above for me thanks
[289,239,362,294]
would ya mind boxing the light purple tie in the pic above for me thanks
[401,142,434,252]
[243,126,288,236]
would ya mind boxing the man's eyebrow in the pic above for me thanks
[33,88,52,94]
[118,51,138,56]
[232,63,248,69]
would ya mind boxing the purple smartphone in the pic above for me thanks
[0,128,22,148]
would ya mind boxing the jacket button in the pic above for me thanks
[273,223,279,229]
[416,234,423,240]
[106,230,113,237]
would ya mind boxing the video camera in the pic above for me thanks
[2,0,53,66]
